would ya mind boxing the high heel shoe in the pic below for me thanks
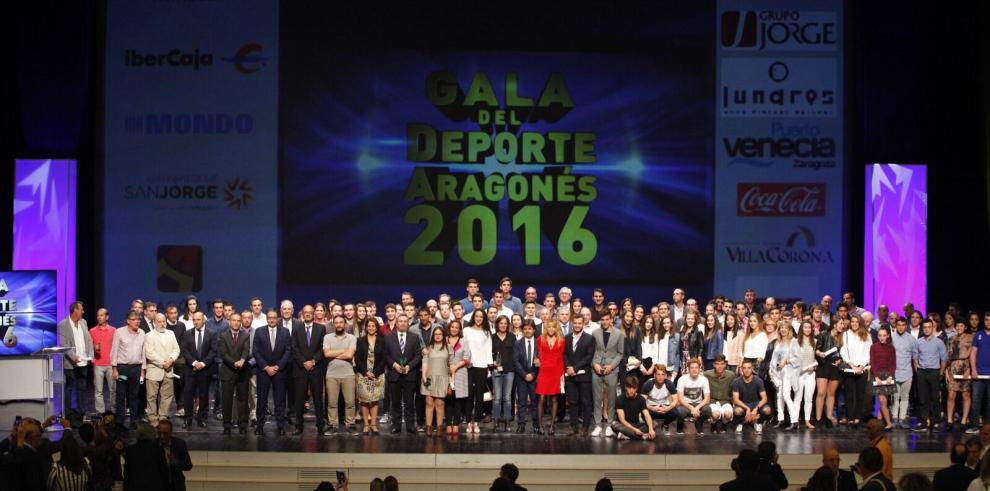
[788,423,799,431]
[537,424,545,436]
[549,422,556,436]
[371,425,379,435]
[362,425,370,435]
[425,425,433,436]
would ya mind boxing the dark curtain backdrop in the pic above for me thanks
[7,0,990,314]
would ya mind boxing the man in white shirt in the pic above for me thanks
[490,291,515,319]
[145,313,180,426]
[250,297,267,328]
[672,289,686,323]
[580,307,600,335]
[675,359,711,435]
[59,301,93,414]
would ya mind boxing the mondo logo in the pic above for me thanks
[736,182,825,217]
[721,10,838,51]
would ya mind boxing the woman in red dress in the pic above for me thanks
[535,319,565,435]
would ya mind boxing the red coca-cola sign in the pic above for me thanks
[737,182,826,216]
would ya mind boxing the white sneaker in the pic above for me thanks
[755,423,763,434]
[604,426,614,437]
[617,432,629,440]
[591,425,603,437]
[735,424,743,434]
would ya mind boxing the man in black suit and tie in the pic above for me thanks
[254,309,292,435]
[933,443,978,491]
[384,314,422,433]
[564,315,595,436]
[157,419,193,491]
[291,305,327,435]
[180,312,216,429]
[279,300,304,425]
[514,321,539,433]
[218,313,252,434]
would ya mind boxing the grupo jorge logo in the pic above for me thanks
[123,113,254,136]
[720,58,837,118]
[723,122,837,171]
[222,43,268,74]
[721,10,838,51]
[736,182,826,217]
[724,226,835,264]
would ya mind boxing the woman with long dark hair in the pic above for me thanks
[421,326,451,436]
[444,320,470,435]
[840,315,872,428]
[47,434,90,491]
[870,324,897,431]
[814,318,844,428]
[702,313,724,371]
[946,319,974,432]
[355,317,386,434]
[491,315,516,432]
[463,308,493,434]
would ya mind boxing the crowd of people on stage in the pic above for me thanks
[44,277,990,443]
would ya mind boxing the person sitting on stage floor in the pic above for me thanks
[704,354,736,434]
[640,364,679,434]
[611,375,656,440]
[674,358,712,435]
[732,360,772,434]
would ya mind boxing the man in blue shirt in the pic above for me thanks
[491,277,523,315]
[968,311,990,434]
[913,320,947,431]
[459,278,487,315]
[890,317,918,429]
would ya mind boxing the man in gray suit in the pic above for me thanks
[59,301,93,414]
[591,312,624,437]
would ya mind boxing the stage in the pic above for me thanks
[169,419,955,490]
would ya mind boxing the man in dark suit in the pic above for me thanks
[934,443,978,491]
[514,321,539,434]
[855,447,896,491]
[822,448,859,491]
[564,315,595,436]
[278,300,304,425]
[157,419,192,491]
[124,424,170,491]
[384,313,422,433]
[218,312,252,434]
[180,312,216,429]
[291,305,327,435]
[719,449,778,491]
[254,309,292,435]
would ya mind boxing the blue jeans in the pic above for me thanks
[492,371,515,421]
[972,379,990,426]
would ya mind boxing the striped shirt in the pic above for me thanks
[47,461,91,491]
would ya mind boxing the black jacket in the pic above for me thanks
[756,459,788,490]
[123,440,170,491]
[354,335,386,377]
[564,331,595,382]
[164,437,193,491]
[933,464,978,491]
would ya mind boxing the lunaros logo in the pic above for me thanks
[720,58,837,118]
[124,48,213,70]
[222,43,268,74]
[737,182,825,217]
[725,226,834,264]
[223,178,253,209]
[124,113,254,135]
[721,10,838,51]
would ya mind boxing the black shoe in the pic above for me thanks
[254,426,264,435]
[568,426,581,437]
[549,423,556,436]
[517,424,526,434]
[222,428,232,435]
[278,427,286,436]
[197,420,207,428]
[182,420,191,430]
[239,427,247,434]
[292,428,304,436]
[129,422,138,430]
[391,427,402,434]
[348,425,358,434]
[406,426,417,434]
[493,421,502,433]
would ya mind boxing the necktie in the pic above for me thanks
[196,330,202,353]
[400,334,406,352]
[527,339,532,367]
[306,326,311,347]
[270,327,276,346]
[232,331,238,344]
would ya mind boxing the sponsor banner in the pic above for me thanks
[715,0,844,303]
[720,10,838,52]
[720,57,837,118]
[103,0,278,314]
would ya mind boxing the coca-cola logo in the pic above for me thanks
[737,182,825,216]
